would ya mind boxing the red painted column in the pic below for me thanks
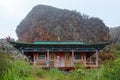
[82,52,84,61]
[33,53,36,66]
[33,52,38,66]
[84,53,86,66]
[35,53,38,60]
[90,53,92,64]
[46,50,50,67]
[47,50,50,60]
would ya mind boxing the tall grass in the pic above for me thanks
[0,52,36,80]
[111,45,120,58]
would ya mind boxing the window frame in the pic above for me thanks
[38,53,46,60]
[74,52,81,60]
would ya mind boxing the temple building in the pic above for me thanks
[10,41,109,70]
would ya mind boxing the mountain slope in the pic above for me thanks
[16,5,110,42]
[110,26,120,44]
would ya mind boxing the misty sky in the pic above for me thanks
[0,0,120,40]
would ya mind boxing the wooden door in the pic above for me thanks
[54,53,65,67]
[65,53,72,67]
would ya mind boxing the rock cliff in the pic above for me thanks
[110,26,120,44]
[16,5,110,42]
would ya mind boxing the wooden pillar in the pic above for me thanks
[46,50,50,67]
[90,53,92,65]
[84,53,86,66]
[21,50,24,57]
[82,53,83,61]
[33,53,36,66]
[22,50,24,54]
[36,53,38,61]
[33,52,38,66]
[72,50,74,67]
[96,50,99,67]
[47,50,50,60]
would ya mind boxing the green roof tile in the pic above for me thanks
[34,41,84,45]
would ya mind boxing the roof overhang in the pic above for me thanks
[10,41,110,53]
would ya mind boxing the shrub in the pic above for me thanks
[0,51,36,80]
[36,68,47,78]
[113,45,120,51]
[74,63,85,70]
[46,69,66,80]
[103,58,120,80]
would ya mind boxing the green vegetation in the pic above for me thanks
[0,52,36,80]
[0,45,120,80]
[111,45,120,58]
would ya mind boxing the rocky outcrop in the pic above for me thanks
[110,26,120,44]
[16,5,110,42]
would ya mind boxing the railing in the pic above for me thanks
[85,61,97,68]
[86,62,96,65]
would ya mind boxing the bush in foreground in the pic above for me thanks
[0,52,36,80]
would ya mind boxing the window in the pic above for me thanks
[74,53,81,59]
[38,53,45,60]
